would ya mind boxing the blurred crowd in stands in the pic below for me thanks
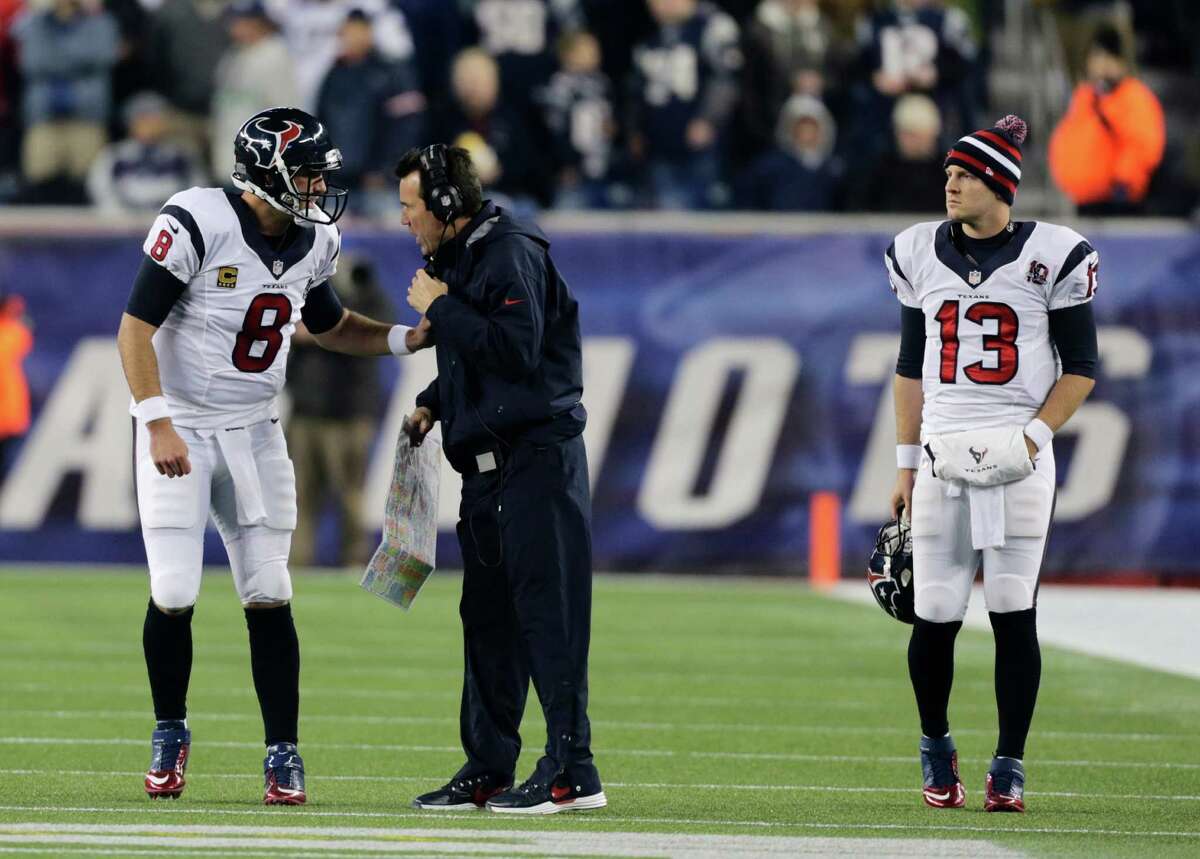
[0,0,1196,216]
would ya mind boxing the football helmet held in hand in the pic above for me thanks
[867,517,915,623]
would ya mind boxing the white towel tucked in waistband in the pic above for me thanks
[215,427,267,526]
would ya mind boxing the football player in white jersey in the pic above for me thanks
[886,115,1098,813]
[116,107,429,804]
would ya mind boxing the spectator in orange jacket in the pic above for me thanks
[0,292,32,479]
[1048,25,1165,215]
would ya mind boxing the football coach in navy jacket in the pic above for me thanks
[396,144,606,815]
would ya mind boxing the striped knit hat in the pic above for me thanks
[944,115,1028,205]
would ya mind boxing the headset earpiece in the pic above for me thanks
[419,144,463,223]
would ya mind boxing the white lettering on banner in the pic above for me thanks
[845,327,1150,525]
[639,338,799,529]
[0,338,136,530]
[363,337,637,531]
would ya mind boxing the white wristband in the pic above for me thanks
[897,444,922,470]
[134,396,171,425]
[1024,418,1054,453]
[387,325,413,356]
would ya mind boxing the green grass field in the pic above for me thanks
[0,566,1197,858]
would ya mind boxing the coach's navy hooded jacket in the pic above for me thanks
[417,201,586,473]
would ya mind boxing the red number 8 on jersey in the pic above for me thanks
[233,293,293,373]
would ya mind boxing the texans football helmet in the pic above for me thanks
[232,107,348,226]
[867,517,915,623]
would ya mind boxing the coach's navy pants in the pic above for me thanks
[453,434,596,783]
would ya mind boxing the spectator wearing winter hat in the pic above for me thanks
[1048,24,1165,215]
[734,94,842,211]
[846,93,946,213]
[87,91,208,213]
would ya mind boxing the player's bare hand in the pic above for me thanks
[890,469,916,523]
[405,315,434,352]
[408,270,448,315]
[1024,434,1038,461]
[148,420,191,478]
[403,407,434,447]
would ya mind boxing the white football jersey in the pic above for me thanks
[886,220,1098,434]
[140,187,340,428]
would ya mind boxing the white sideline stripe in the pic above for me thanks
[0,825,1033,858]
[0,808,1196,840]
[1,737,1197,770]
[0,769,1197,803]
[5,708,1188,743]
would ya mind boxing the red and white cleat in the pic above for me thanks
[919,735,966,809]
[145,723,190,800]
[985,757,1026,813]
[263,742,307,805]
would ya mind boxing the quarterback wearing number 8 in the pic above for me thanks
[886,115,1098,813]
[117,108,428,804]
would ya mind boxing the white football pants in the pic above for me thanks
[910,444,1056,623]
[135,417,298,609]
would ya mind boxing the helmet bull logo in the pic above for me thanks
[247,119,304,168]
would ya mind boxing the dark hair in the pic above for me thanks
[1090,24,1125,60]
[394,146,483,218]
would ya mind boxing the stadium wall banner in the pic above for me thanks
[0,225,1193,578]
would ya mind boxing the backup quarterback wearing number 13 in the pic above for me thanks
[885,115,1098,813]
[117,108,427,805]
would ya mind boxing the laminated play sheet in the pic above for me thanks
[361,421,440,609]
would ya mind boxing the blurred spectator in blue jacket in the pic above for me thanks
[87,91,207,213]
[439,46,550,209]
[210,1,296,184]
[848,0,975,158]
[628,0,742,209]
[461,0,584,115]
[12,0,118,202]
[266,0,413,112]
[317,10,427,215]
[539,30,616,209]
[734,94,841,211]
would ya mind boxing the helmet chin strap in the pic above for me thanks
[231,174,333,228]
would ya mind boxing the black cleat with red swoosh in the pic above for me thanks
[487,767,606,815]
[412,773,512,810]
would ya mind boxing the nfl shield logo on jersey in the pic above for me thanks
[272,259,283,277]
[968,270,982,286]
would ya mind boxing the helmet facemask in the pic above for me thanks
[236,148,348,227]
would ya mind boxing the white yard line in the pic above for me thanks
[1,708,1188,743]
[0,736,1196,769]
[827,582,1200,680]
[0,768,1196,802]
[0,812,1196,843]
[0,823,1034,858]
